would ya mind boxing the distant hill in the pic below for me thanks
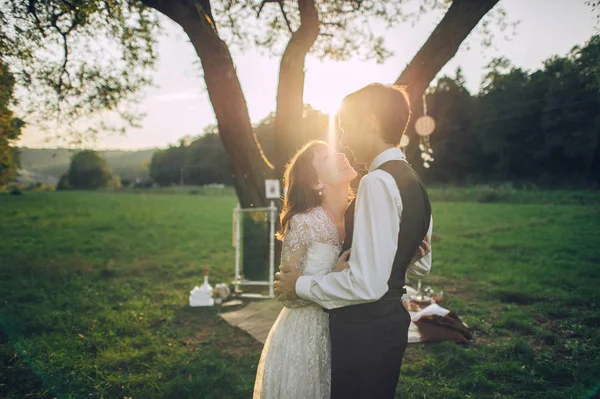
[17,147,157,184]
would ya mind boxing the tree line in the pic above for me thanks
[4,34,599,190]
[149,105,331,187]
[419,35,600,186]
[150,35,600,187]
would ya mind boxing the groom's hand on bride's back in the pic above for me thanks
[274,265,301,301]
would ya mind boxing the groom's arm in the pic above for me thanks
[295,171,401,310]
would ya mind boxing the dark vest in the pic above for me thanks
[332,159,431,313]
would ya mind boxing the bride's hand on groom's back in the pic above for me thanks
[410,236,431,265]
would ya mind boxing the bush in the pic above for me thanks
[1,183,21,195]
[108,175,121,189]
[475,183,516,203]
[133,180,153,189]
[475,186,500,203]
[25,182,54,192]
[57,173,71,191]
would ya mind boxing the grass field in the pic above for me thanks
[1,190,599,399]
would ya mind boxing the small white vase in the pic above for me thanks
[189,275,214,307]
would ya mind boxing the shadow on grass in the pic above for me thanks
[0,328,54,399]
[154,304,263,398]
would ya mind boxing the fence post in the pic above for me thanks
[268,200,277,298]
[234,203,241,293]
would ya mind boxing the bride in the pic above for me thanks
[253,140,428,398]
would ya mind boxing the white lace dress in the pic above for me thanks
[253,206,342,399]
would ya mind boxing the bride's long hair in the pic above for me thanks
[276,141,328,240]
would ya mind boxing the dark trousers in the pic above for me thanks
[329,300,411,399]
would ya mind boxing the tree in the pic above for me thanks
[67,150,112,189]
[1,0,509,206]
[184,128,233,186]
[149,127,232,187]
[149,141,187,186]
[420,68,479,183]
[475,59,532,180]
[0,62,25,185]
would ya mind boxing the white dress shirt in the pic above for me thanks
[295,147,433,310]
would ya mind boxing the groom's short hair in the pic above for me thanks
[341,83,411,146]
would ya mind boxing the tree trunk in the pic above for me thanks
[142,0,271,208]
[395,0,499,132]
[273,0,319,175]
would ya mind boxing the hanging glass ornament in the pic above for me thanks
[414,92,436,169]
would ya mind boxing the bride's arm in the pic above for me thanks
[278,214,314,308]
[407,216,433,277]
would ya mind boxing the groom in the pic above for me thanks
[275,83,433,399]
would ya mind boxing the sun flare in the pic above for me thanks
[314,97,342,151]
[320,97,342,117]
[328,113,338,151]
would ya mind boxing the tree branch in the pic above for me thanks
[45,1,78,114]
[273,0,319,172]
[279,1,293,33]
[396,0,500,100]
[257,0,293,33]
[321,21,343,28]
[27,0,45,33]
[257,0,279,17]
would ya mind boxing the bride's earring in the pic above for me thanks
[316,183,324,197]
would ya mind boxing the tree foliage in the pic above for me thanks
[67,149,112,189]
[417,35,600,185]
[0,0,160,141]
[0,61,24,185]
[214,0,510,61]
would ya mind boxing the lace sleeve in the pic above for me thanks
[279,213,314,308]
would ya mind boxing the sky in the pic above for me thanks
[17,0,598,150]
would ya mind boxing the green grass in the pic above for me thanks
[427,183,600,205]
[1,190,599,398]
